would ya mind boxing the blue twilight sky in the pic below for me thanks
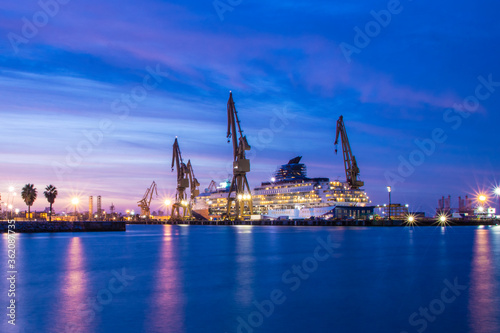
[1,0,499,214]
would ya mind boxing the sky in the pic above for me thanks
[1,0,499,215]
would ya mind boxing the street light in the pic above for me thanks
[164,199,171,217]
[494,187,500,211]
[71,197,79,220]
[406,214,416,224]
[387,186,392,220]
[438,214,448,225]
[478,194,486,203]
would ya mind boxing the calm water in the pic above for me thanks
[1,225,500,333]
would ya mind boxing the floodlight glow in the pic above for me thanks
[494,187,500,196]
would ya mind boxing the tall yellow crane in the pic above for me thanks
[334,115,364,189]
[138,181,158,218]
[226,92,253,219]
[171,137,190,220]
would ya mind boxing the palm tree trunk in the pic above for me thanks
[49,203,52,222]
[28,206,31,221]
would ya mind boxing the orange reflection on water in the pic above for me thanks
[469,228,499,333]
[146,225,184,332]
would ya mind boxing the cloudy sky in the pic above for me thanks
[1,0,499,214]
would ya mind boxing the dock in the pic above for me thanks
[127,219,499,227]
[0,221,126,233]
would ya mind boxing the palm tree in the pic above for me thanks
[21,184,37,221]
[44,185,58,222]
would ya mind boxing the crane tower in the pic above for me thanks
[226,92,253,219]
[138,181,158,218]
[334,115,364,189]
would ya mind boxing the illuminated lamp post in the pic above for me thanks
[387,186,392,220]
[494,187,500,212]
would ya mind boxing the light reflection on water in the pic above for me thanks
[469,228,500,333]
[55,237,90,332]
[145,225,185,333]
[1,225,500,333]
[235,227,255,307]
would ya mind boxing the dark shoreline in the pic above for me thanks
[128,219,500,227]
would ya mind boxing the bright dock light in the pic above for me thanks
[494,187,500,196]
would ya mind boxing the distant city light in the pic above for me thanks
[8,204,12,210]
[271,177,276,182]
[15,209,19,214]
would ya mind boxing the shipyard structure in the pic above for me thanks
[135,93,373,222]
[194,156,371,220]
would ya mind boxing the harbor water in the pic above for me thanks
[1,225,500,333]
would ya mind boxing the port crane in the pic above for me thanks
[138,181,158,218]
[186,159,200,216]
[207,180,217,193]
[226,92,253,219]
[334,115,364,189]
[171,137,191,220]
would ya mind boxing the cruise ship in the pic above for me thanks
[193,157,370,220]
